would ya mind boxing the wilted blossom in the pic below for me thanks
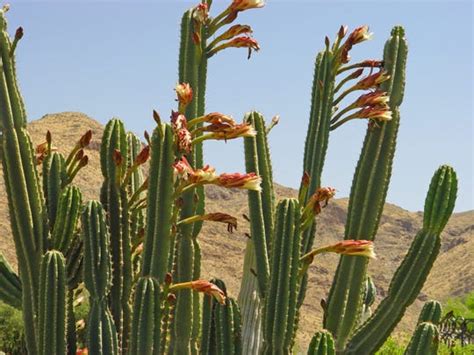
[202,122,256,140]
[217,172,262,191]
[177,128,192,153]
[171,111,188,131]
[170,280,226,305]
[310,187,336,214]
[208,36,260,58]
[201,212,238,233]
[216,24,253,42]
[339,26,373,64]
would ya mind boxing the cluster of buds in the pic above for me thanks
[173,156,261,192]
[171,110,192,153]
[188,112,256,144]
[169,280,226,305]
[301,187,336,230]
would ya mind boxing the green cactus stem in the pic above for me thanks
[129,277,162,355]
[345,165,457,354]
[405,322,440,355]
[100,118,132,348]
[0,254,22,309]
[307,330,335,355]
[43,152,67,228]
[38,250,67,355]
[82,200,119,354]
[417,300,442,325]
[0,10,47,353]
[324,26,408,349]
[263,198,301,354]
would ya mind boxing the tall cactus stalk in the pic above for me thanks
[324,26,408,349]
[82,201,119,354]
[100,118,132,349]
[345,166,457,354]
[0,9,47,353]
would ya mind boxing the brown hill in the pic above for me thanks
[1,112,472,349]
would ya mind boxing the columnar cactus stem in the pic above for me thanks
[263,198,301,354]
[405,322,440,355]
[0,10,47,353]
[307,330,335,355]
[325,26,408,349]
[0,254,22,309]
[100,118,132,349]
[43,152,67,228]
[417,300,442,325]
[82,201,119,354]
[345,166,457,354]
[38,250,67,355]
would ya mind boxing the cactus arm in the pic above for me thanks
[82,201,119,354]
[0,253,22,309]
[324,26,407,349]
[38,251,67,355]
[404,322,439,355]
[129,277,162,355]
[307,330,335,355]
[51,185,82,252]
[263,198,301,354]
[417,300,442,325]
[43,152,67,228]
[345,166,457,354]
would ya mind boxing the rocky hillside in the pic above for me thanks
[0,112,472,349]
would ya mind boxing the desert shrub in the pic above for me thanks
[0,302,26,355]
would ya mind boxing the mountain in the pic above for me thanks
[0,112,472,349]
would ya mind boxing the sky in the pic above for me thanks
[4,0,473,212]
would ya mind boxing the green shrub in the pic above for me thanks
[0,302,26,354]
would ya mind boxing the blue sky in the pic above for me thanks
[5,0,473,212]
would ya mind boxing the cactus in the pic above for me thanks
[405,322,440,355]
[0,254,22,309]
[100,118,133,348]
[262,198,301,354]
[324,26,408,349]
[345,166,457,354]
[0,3,462,355]
[417,300,443,325]
[82,200,119,354]
[307,330,335,355]
[38,250,67,355]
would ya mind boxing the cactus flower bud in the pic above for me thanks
[79,155,89,168]
[15,26,23,40]
[35,141,48,155]
[46,130,52,145]
[75,149,84,162]
[112,149,123,166]
[338,25,348,39]
[171,111,188,130]
[217,172,262,191]
[135,145,150,165]
[152,110,161,126]
[79,130,92,148]
[230,0,265,11]
[165,272,173,285]
[175,83,193,108]
[176,128,192,153]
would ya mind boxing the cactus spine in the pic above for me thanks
[38,250,67,355]
[307,330,335,355]
[324,26,408,349]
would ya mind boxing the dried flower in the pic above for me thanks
[217,172,262,191]
[190,280,226,305]
[217,24,253,42]
[202,213,238,233]
[208,36,260,59]
[171,111,188,131]
[176,128,192,153]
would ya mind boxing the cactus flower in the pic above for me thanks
[175,83,193,108]
[354,71,390,90]
[202,122,256,140]
[171,111,188,130]
[355,91,389,107]
[230,0,265,11]
[327,240,376,259]
[193,3,208,23]
[217,172,262,191]
[347,25,373,45]
[173,156,217,184]
[355,106,392,122]
[170,280,226,305]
